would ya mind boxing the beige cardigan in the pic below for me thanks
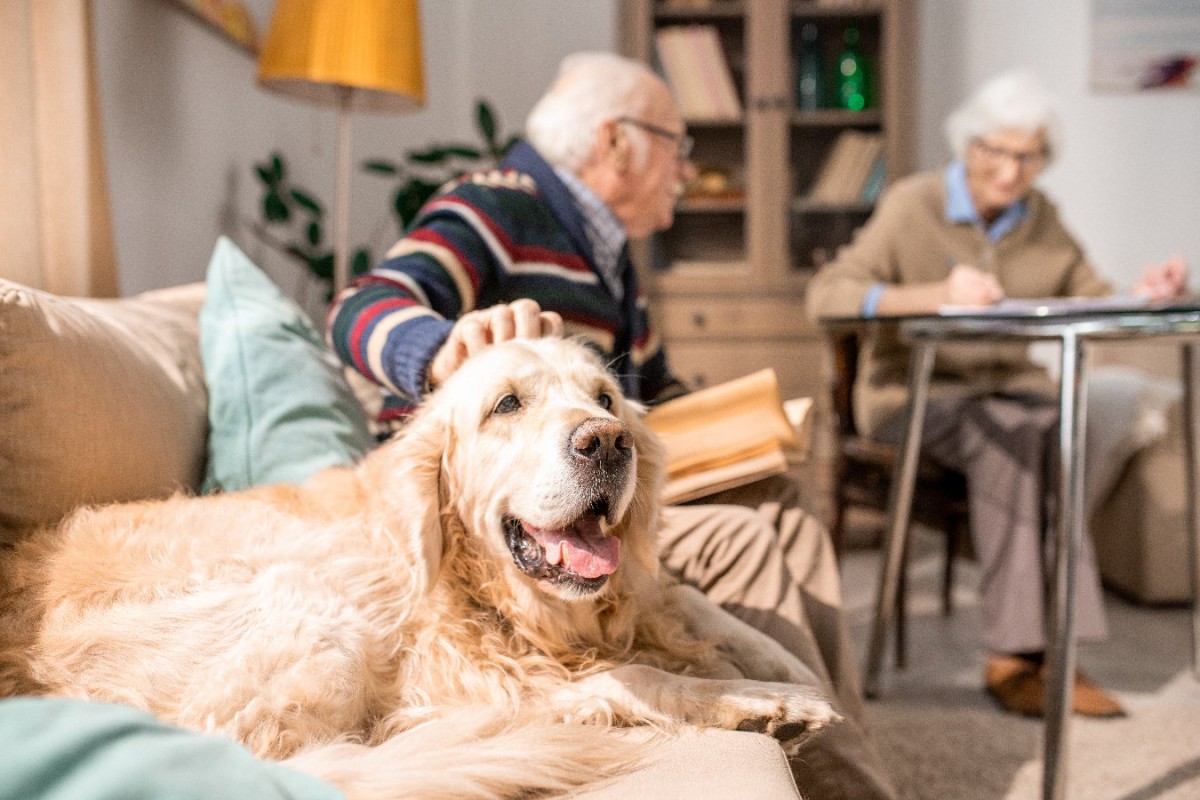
[806,169,1113,436]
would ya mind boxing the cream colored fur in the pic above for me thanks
[0,337,838,799]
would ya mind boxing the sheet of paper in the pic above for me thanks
[939,295,1149,317]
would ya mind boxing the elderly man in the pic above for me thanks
[327,52,894,799]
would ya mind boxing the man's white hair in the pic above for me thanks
[525,51,659,172]
[944,69,1062,164]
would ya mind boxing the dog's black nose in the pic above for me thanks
[570,418,632,465]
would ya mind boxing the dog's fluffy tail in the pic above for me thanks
[283,708,655,800]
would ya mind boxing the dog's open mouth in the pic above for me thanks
[504,498,619,593]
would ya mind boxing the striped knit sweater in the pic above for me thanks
[327,141,682,422]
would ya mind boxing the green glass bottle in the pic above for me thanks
[836,27,870,111]
[796,23,824,110]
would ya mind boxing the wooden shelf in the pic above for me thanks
[791,198,875,214]
[678,195,747,213]
[791,109,882,127]
[621,0,916,401]
[656,1,747,20]
[791,1,886,19]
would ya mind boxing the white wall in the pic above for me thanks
[92,0,614,308]
[918,0,1200,289]
[94,1,1197,301]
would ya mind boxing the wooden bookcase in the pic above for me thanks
[617,0,917,403]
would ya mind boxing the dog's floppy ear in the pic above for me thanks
[360,406,449,596]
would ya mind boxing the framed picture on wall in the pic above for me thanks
[1091,0,1200,92]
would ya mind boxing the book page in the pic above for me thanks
[662,447,790,505]
[644,368,798,476]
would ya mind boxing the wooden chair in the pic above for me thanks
[823,322,971,668]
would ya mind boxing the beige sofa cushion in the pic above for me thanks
[573,728,800,799]
[1090,341,1191,604]
[0,280,208,541]
[1092,402,1192,604]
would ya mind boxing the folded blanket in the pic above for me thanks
[1084,365,1182,520]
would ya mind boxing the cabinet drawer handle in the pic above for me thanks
[691,312,707,329]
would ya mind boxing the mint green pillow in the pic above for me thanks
[0,698,343,800]
[200,237,374,493]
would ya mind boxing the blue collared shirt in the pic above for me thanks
[861,161,1029,316]
[554,166,627,300]
[943,160,1028,242]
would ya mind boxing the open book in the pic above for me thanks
[643,369,812,505]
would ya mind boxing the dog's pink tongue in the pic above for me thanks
[523,518,620,579]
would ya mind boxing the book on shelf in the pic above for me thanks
[859,153,887,203]
[806,131,854,204]
[688,25,741,118]
[655,26,710,118]
[655,24,741,121]
[807,130,884,205]
[643,368,812,505]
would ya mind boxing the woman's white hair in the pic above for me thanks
[526,51,659,172]
[944,69,1062,164]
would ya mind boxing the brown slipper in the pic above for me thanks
[1069,668,1126,718]
[984,655,1128,718]
[985,654,1044,717]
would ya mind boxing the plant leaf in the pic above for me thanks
[394,177,440,228]
[311,253,335,280]
[407,146,451,164]
[306,221,321,247]
[445,145,482,160]
[264,191,289,223]
[271,153,285,181]
[352,249,372,276]
[255,165,274,185]
[477,100,497,147]
[291,189,322,215]
[362,159,400,175]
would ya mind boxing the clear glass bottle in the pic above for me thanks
[836,26,870,111]
[796,23,824,110]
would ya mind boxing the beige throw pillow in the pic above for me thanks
[0,280,209,542]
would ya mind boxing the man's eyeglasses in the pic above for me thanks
[617,117,694,161]
[970,138,1046,172]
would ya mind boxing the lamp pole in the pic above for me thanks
[333,85,353,293]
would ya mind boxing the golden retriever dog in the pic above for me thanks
[0,337,838,799]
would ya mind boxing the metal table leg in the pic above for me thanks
[864,340,935,698]
[1182,343,1200,677]
[1043,329,1087,800]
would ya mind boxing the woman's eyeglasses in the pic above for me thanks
[970,138,1046,172]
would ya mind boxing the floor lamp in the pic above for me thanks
[256,0,426,292]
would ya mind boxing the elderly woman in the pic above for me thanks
[806,69,1186,718]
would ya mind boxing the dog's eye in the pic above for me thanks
[493,394,522,415]
[597,392,613,411]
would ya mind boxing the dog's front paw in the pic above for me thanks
[720,682,842,754]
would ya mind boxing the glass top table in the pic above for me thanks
[823,298,1200,800]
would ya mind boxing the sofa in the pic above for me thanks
[1089,342,1193,605]
[0,238,804,799]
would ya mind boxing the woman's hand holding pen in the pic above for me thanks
[944,263,1004,307]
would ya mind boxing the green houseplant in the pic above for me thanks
[251,100,517,294]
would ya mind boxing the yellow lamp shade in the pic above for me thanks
[257,0,426,112]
